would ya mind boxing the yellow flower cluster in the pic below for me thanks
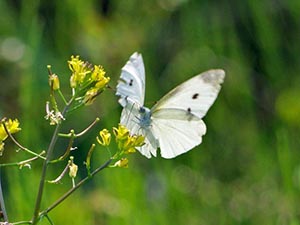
[113,124,145,154]
[96,124,145,168]
[0,119,21,154]
[69,56,92,88]
[68,55,110,105]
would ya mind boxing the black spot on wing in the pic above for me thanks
[186,107,194,121]
[129,79,133,86]
[192,93,199,99]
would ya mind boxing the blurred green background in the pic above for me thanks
[1,0,300,224]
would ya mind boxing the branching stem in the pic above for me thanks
[39,158,112,217]
[2,122,46,160]
[31,98,73,225]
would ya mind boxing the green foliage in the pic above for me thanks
[1,0,300,224]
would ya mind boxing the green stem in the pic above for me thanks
[0,168,9,222]
[49,130,75,163]
[57,118,100,138]
[75,117,100,137]
[2,122,46,160]
[47,160,71,184]
[31,123,61,224]
[0,151,45,168]
[11,221,32,225]
[85,144,96,177]
[31,99,72,225]
[39,158,112,217]
[58,90,67,105]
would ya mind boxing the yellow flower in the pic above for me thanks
[113,124,130,141]
[90,65,110,90]
[68,55,91,88]
[97,129,111,146]
[113,158,129,168]
[113,124,145,154]
[95,76,110,90]
[0,118,21,156]
[91,65,106,81]
[6,119,21,133]
[123,134,145,154]
[123,137,137,153]
[124,135,145,154]
[0,126,6,141]
[132,135,145,147]
[0,119,21,141]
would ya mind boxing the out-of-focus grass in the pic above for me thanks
[1,0,300,224]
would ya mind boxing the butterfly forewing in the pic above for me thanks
[116,52,146,106]
[151,69,225,120]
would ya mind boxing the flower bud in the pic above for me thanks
[49,74,60,90]
[97,129,111,146]
[69,160,78,178]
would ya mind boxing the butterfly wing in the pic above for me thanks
[151,69,225,158]
[117,52,158,158]
[151,69,225,119]
[136,127,159,158]
[151,118,206,159]
[116,52,145,107]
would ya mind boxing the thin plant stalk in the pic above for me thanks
[2,122,46,160]
[39,158,112,217]
[0,168,8,222]
[31,99,72,225]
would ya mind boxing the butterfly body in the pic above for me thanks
[138,106,152,128]
[116,52,225,159]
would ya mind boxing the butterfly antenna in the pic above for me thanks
[123,102,137,127]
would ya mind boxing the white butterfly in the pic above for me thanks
[116,52,225,159]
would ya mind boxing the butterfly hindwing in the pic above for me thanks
[151,118,206,159]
